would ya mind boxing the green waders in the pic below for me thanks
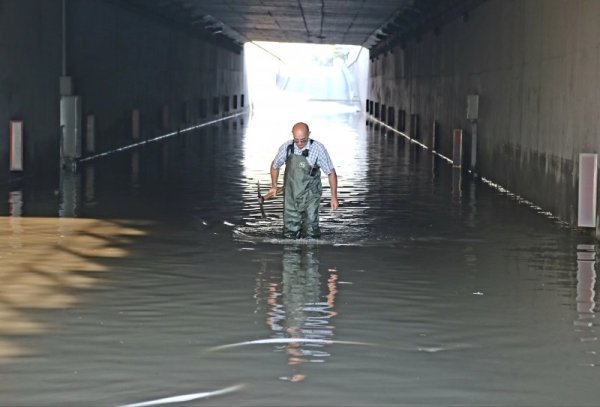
[283,152,322,239]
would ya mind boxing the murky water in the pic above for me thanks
[1,102,599,406]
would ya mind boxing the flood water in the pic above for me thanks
[1,102,599,406]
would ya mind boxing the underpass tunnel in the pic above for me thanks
[2,2,600,405]
[2,0,599,232]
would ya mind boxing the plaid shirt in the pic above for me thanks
[271,138,335,175]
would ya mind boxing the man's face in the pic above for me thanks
[293,128,309,149]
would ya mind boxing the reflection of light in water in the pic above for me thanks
[84,164,96,204]
[59,169,81,217]
[9,191,22,217]
[452,167,462,199]
[131,151,140,188]
[256,245,339,382]
[119,384,245,407]
[575,244,597,366]
[576,245,596,324]
[8,191,23,249]
[0,217,147,360]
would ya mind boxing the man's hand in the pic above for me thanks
[266,186,279,199]
[328,170,339,210]
[262,186,283,201]
[330,196,339,210]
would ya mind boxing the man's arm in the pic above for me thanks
[269,162,280,195]
[328,169,339,210]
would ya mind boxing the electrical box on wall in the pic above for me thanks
[466,94,479,120]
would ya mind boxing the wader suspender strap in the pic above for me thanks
[286,139,313,158]
[286,140,319,176]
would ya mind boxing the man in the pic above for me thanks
[269,122,339,239]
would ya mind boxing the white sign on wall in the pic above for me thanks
[578,153,598,228]
[10,120,23,171]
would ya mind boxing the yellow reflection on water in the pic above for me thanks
[0,216,147,360]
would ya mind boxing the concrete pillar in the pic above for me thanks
[431,120,438,152]
[387,106,395,127]
[60,95,82,170]
[85,114,95,153]
[470,121,477,172]
[398,109,405,132]
[452,129,463,168]
[132,109,141,139]
[410,113,419,140]
[131,151,140,187]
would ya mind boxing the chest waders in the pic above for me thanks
[283,143,322,239]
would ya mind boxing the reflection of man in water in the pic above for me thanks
[266,245,338,382]
[268,122,339,239]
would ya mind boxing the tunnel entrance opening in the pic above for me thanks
[244,42,369,119]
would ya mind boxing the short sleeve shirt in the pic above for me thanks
[272,138,335,175]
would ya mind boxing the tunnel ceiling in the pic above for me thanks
[120,0,486,55]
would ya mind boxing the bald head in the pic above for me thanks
[292,122,309,135]
[292,122,310,148]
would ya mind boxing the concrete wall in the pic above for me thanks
[0,0,247,184]
[69,0,247,153]
[368,0,600,226]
